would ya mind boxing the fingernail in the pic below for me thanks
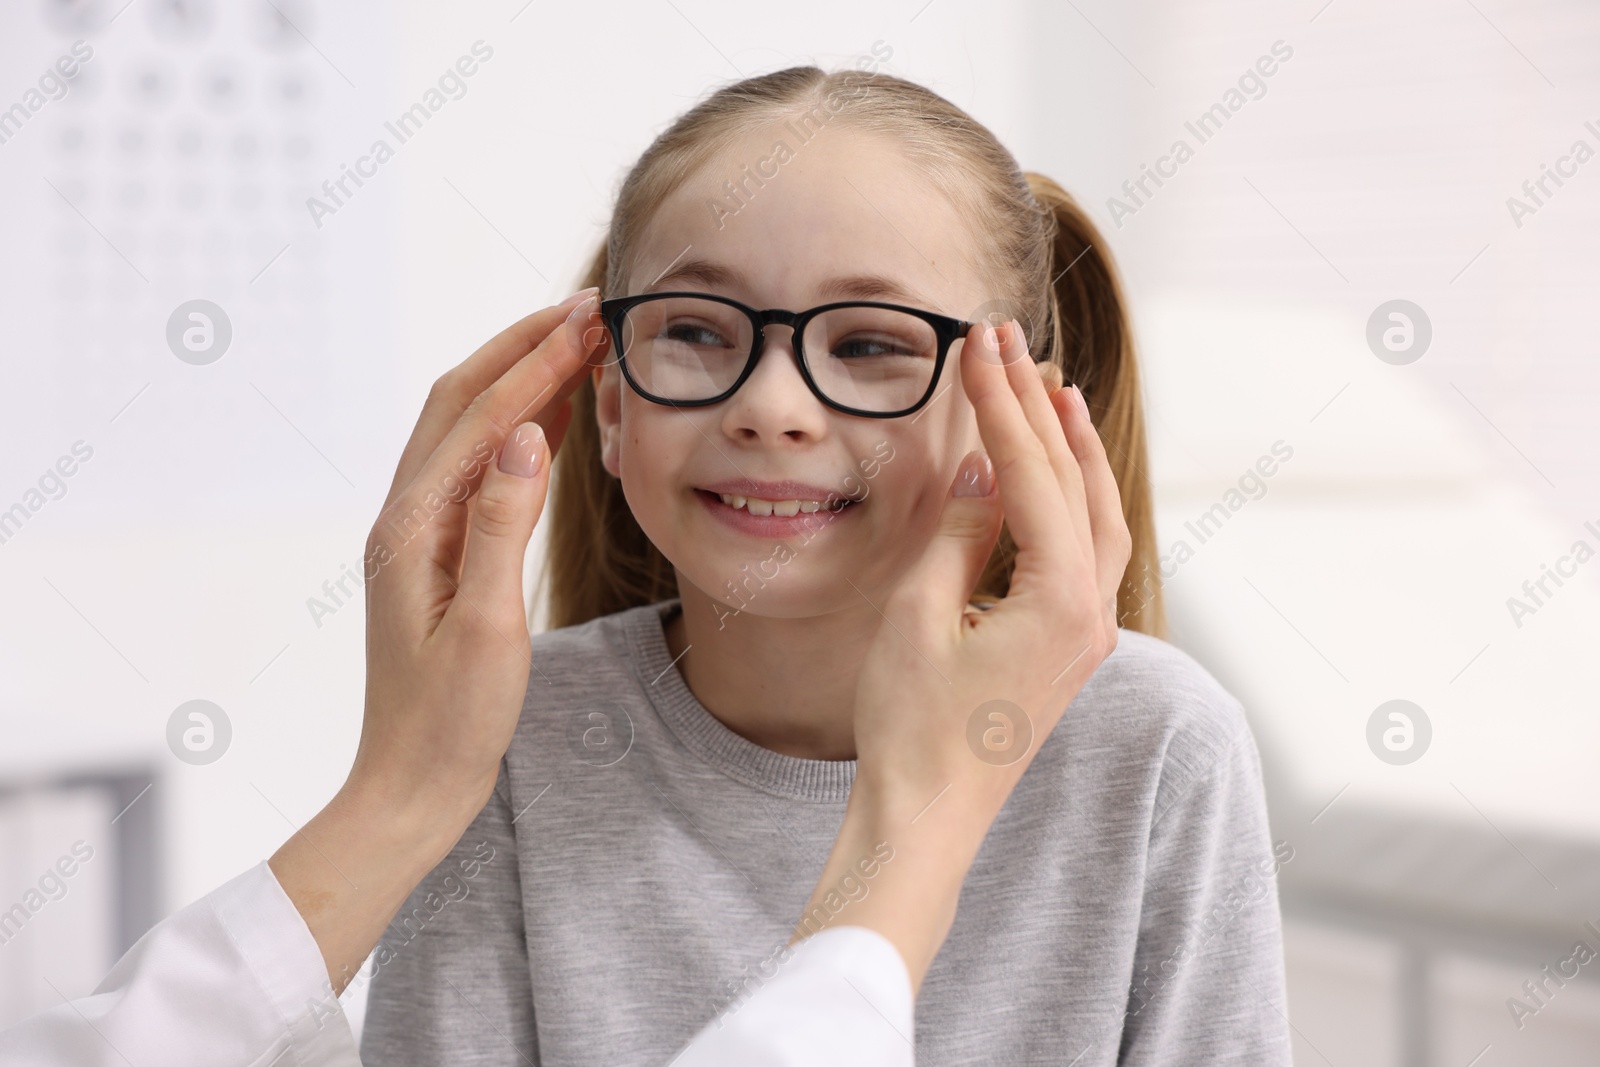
[953,449,995,497]
[565,294,600,351]
[1070,384,1089,418]
[558,286,599,310]
[499,422,544,478]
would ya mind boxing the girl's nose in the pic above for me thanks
[720,324,830,439]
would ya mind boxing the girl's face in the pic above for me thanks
[593,122,999,618]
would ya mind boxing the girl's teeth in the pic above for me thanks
[716,493,845,516]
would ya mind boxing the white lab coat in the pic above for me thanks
[0,862,914,1066]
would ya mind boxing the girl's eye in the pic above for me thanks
[664,321,730,348]
[832,333,924,360]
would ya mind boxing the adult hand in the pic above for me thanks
[270,286,609,994]
[792,319,1132,992]
[856,316,1128,808]
[354,286,609,818]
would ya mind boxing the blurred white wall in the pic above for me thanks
[1,0,1596,1062]
[1114,3,1600,1064]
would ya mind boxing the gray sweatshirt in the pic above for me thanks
[360,597,1293,1065]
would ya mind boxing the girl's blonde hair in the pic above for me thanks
[539,65,1166,639]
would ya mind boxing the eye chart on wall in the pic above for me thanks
[1,0,402,527]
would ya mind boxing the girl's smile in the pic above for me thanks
[692,483,862,539]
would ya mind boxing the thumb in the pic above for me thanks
[453,422,550,631]
[899,449,1003,617]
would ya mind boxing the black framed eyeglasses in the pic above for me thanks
[597,291,976,419]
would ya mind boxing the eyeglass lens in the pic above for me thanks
[617,296,941,413]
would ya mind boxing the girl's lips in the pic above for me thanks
[693,488,859,538]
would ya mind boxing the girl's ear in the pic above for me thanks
[592,363,622,479]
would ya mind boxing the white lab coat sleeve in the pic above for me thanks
[669,925,917,1067]
[0,860,362,1067]
[0,862,916,1067]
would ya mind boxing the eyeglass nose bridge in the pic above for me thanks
[748,307,805,355]
[742,308,810,373]
[753,307,804,329]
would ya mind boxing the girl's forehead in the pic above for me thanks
[624,125,988,312]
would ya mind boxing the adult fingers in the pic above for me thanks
[382,287,597,510]
[451,422,550,640]
[893,448,1004,627]
[960,323,1084,597]
[995,321,1092,559]
[379,295,604,561]
[529,318,609,449]
[439,396,579,588]
[1051,384,1133,629]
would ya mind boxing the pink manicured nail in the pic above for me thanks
[499,422,544,478]
[558,286,598,310]
[953,449,995,497]
[1070,384,1089,419]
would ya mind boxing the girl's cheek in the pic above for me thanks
[855,438,896,480]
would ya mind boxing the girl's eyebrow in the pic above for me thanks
[643,256,935,307]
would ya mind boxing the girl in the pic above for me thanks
[361,65,1291,1065]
